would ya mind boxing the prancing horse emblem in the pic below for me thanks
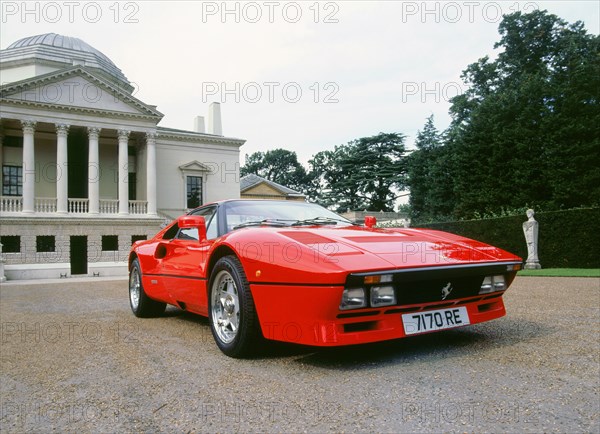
[441,282,453,300]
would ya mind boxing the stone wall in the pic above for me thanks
[0,216,163,272]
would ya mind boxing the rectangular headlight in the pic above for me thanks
[480,276,493,294]
[479,275,506,294]
[493,275,506,291]
[340,288,367,310]
[370,285,396,307]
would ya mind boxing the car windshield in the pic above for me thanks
[224,201,354,232]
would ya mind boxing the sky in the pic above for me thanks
[1,1,599,166]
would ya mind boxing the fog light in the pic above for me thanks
[340,288,367,310]
[479,275,506,294]
[370,286,396,307]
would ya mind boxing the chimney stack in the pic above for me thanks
[208,102,222,135]
[194,116,205,133]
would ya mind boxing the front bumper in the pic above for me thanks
[251,283,506,346]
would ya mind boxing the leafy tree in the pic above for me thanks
[308,145,370,211]
[445,10,599,219]
[240,148,308,193]
[308,132,408,212]
[408,115,443,221]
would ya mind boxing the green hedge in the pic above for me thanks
[414,208,600,269]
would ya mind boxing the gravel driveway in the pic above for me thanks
[1,276,598,433]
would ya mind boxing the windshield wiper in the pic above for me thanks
[291,217,351,226]
[233,219,292,230]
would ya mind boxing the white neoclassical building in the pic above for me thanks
[0,33,245,280]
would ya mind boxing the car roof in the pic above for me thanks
[194,199,311,209]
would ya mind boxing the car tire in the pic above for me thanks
[208,255,262,358]
[129,258,166,318]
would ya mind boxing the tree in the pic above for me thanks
[445,10,600,218]
[407,115,458,222]
[240,148,308,193]
[308,132,408,212]
[308,145,370,211]
[408,115,443,221]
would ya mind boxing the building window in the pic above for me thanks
[2,165,22,196]
[3,136,23,148]
[186,176,202,209]
[102,235,118,251]
[0,236,21,253]
[128,172,137,200]
[131,235,146,245]
[36,236,56,253]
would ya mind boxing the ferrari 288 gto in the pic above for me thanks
[128,200,522,358]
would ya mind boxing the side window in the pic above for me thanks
[178,227,199,241]
[162,223,179,240]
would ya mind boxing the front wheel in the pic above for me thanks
[129,258,166,318]
[208,256,262,358]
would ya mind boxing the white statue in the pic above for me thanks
[523,209,541,269]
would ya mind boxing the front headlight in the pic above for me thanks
[339,288,367,310]
[370,286,396,307]
[479,275,506,294]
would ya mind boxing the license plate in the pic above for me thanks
[402,306,470,335]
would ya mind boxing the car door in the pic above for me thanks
[160,206,218,314]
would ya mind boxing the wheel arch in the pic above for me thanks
[128,252,139,271]
[207,244,239,281]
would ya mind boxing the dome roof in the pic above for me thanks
[8,33,114,64]
[3,33,130,88]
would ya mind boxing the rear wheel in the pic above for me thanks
[208,256,262,358]
[129,258,166,318]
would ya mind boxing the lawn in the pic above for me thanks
[518,268,600,277]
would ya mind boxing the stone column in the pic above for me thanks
[88,127,101,214]
[146,132,157,216]
[118,129,130,215]
[21,120,36,214]
[0,243,6,283]
[0,125,4,177]
[55,124,69,214]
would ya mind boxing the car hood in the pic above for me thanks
[274,226,520,271]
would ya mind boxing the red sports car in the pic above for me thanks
[128,200,522,358]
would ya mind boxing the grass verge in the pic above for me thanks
[518,268,600,277]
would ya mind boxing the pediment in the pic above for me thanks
[179,161,213,172]
[244,182,284,196]
[0,66,163,119]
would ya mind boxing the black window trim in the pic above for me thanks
[36,235,56,253]
[101,235,119,251]
[186,175,203,210]
[2,165,23,196]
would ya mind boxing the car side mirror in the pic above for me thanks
[364,216,377,228]
[177,215,207,242]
